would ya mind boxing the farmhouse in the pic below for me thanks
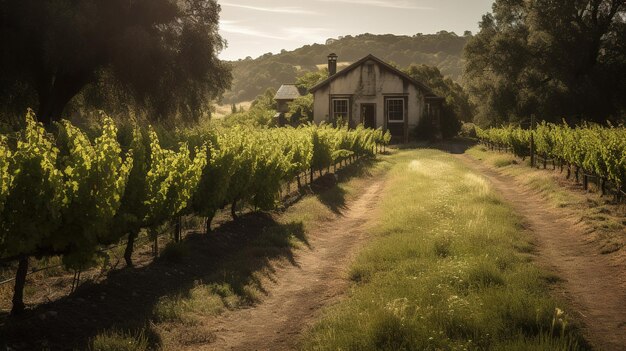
[310,54,444,142]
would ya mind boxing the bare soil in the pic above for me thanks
[456,153,626,351]
[195,180,384,351]
[1,212,307,350]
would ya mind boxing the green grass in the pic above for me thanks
[466,144,625,254]
[466,146,575,208]
[90,329,149,351]
[153,282,239,324]
[301,149,587,351]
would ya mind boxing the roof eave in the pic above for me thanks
[309,54,440,98]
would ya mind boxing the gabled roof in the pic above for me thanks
[309,54,438,97]
[274,84,307,100]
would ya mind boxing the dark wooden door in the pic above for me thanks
[360,104,376,129]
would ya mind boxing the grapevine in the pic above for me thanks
[0,111,391,314]
[477,123,626,192]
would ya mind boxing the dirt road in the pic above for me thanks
[183,149,625,351]
[195,180,384,351]
[457,154,626,351]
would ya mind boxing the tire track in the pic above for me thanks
[195,180,384,351]
[457,153,626,351]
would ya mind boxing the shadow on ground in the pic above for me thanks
[0,156,380,350]
[386,139,476,155]
[0,213,306,350]
[313,157,381,215]
[0,158,380,350]
[431,137,477,155]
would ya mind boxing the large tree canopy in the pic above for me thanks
[405,64,472,138]
[0,0,232,125]
[464,0,626,127]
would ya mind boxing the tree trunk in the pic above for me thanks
[153,235,159,258]
[11,256,29,316]
[36,71,93,126]
[231,199,239,221]
[124,231,137,267]
[205,211,215,234]
[174,217,182,243]
[37,94,67,126]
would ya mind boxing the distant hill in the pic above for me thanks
[222,32,471,104]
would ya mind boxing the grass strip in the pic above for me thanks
[302,149,587,351]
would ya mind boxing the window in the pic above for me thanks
[386,98,405,123]
[332,99,349,121]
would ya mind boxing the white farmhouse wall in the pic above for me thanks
[313,60,427,131]
[313,85,330,124]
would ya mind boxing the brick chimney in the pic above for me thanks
[328,53,338,76]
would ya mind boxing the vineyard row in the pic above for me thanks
[476,123,626,199]
[0,111,391,315]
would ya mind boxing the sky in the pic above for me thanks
[217,0,495,61]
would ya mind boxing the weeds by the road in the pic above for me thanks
[90,329,149,351]
[467,145,625,255]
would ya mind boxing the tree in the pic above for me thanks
[288,95,315,125]
[0,0,232,125]
[250,88,278,111]
[405,65,472,138]
[295,69,329,90]
[221,89,277,127]
[464,0,626,127]
[289,70,327,126]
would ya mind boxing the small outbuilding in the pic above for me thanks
[274,84,307,113]
[310,53,444,142]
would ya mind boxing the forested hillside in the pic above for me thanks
[223,32,470,103]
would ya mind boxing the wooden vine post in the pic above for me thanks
[174,216,182,243]
[11,256,29,315]
[530,114,536,168]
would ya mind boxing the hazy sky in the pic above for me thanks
[218,0,495,61]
